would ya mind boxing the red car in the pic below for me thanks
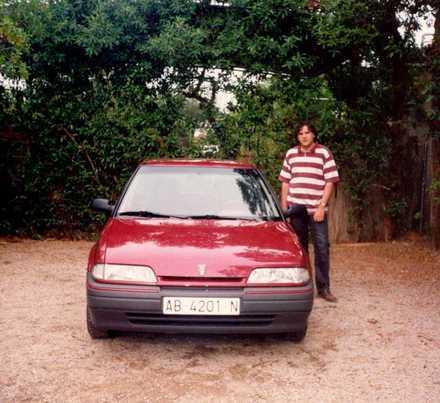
[87,160,313,341]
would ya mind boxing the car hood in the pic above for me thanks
[97,217,305,278]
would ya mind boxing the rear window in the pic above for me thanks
[117,166,281,220]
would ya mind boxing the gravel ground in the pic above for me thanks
[1,238,440,403]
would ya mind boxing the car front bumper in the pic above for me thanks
[87,274,314,335]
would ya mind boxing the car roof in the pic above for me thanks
[140,159,256,169]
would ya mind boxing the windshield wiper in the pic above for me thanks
[118,211,188,219]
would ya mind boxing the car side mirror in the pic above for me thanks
[91,198,114,214]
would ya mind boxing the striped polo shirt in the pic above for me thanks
[279,143,340,214]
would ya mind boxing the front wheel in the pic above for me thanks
[87,308,110,339]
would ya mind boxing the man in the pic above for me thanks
[279,123,340,302]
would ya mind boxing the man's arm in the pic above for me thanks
[320,182,334,207]
[313,182,334,222]
[280,182,289,211]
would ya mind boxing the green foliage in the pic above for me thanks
[0,12,28,80]
[0,0,210,234]
[3,79,203,233]
[384,199,408,221]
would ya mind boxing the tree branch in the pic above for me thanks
[59,127,101,187]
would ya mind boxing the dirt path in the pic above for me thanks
[1,239,439,402]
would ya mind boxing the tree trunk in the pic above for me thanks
[430,6,440,249]
[431,139,440,249]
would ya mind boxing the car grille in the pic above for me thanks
[158,276,245,286]
[125,312,275,327]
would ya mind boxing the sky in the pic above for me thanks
[414,11,435,46]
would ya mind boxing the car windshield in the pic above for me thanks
[117,166,282,220]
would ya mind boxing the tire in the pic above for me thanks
[285,325,307,343]
[87,307,110,339]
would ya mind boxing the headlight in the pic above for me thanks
[92,264,157,283]
[248,267,309,284]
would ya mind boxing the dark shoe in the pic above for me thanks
[318,289,338,303]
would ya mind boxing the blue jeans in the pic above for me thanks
[289,205,330,292]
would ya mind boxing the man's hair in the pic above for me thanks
[296,122,317,138]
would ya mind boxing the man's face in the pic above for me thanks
[297,125,315,148]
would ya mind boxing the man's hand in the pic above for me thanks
[313,206,325,222]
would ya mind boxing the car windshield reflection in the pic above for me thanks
[117,166,282,220]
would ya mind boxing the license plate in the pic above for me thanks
[162,297,240,316]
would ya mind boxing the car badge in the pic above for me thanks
[197,264,207,276]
